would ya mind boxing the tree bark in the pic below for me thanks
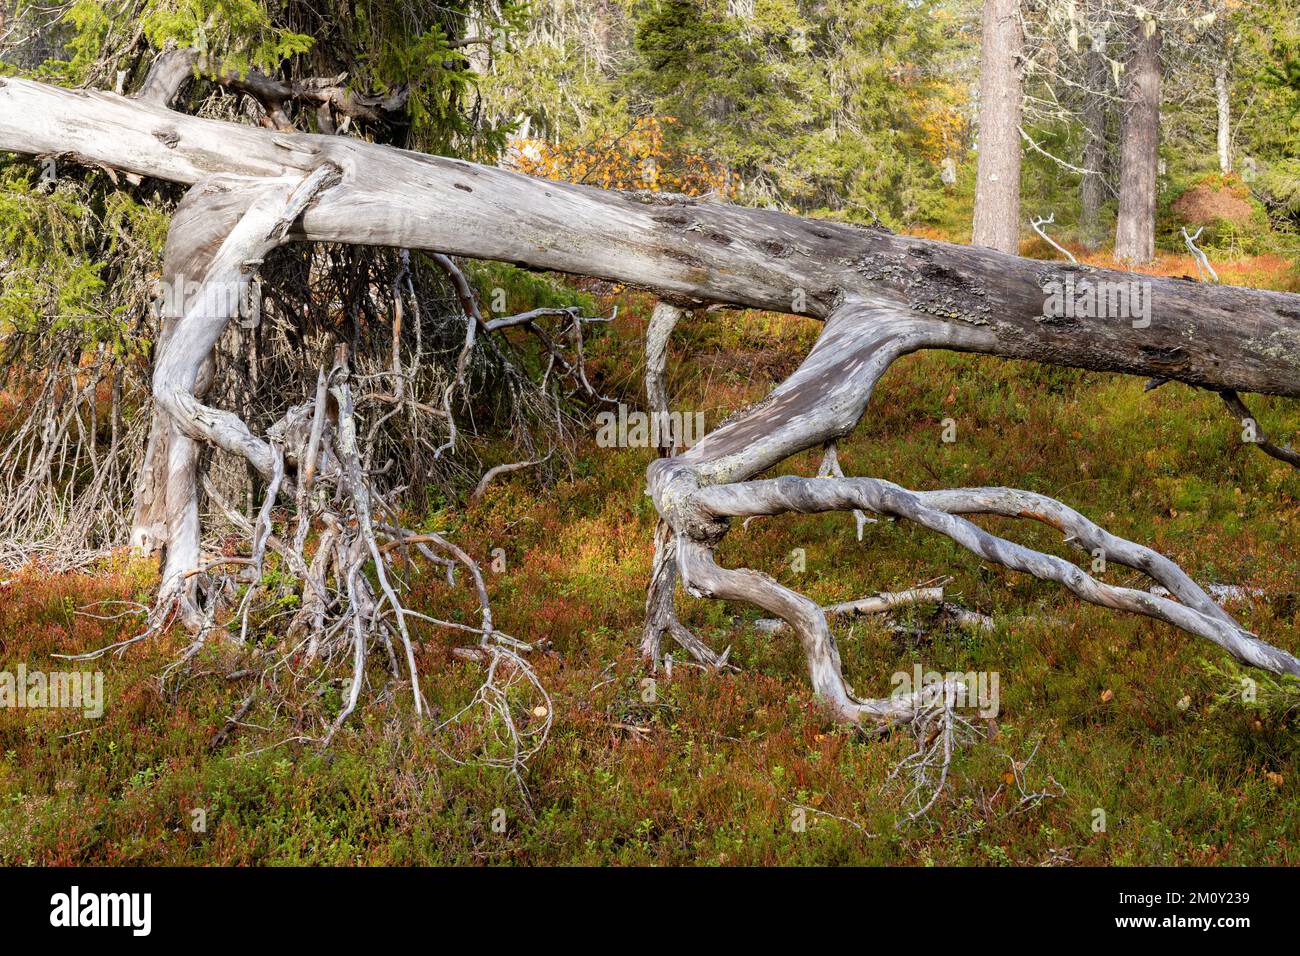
[1080,31,1110,250]
[1115,19,1162,264]
[1216,58,1232,175]
[3,76,1296,398]
[971,0,1024,254]
[647,297,1300,719]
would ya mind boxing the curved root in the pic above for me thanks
[644,296,1300,760]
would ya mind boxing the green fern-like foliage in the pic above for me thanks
[10,0,527,159]
[0,165,167,355]
[1260,160,1300,216]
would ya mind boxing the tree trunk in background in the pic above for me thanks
[1115,19,1162,264]
[1216,59,1232,174]
[1080,31,1110,250]
[971,0,1024,254]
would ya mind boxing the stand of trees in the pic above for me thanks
[973,0,1300,261]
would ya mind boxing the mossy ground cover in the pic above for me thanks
[2,247,1298,866]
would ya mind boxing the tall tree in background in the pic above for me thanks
[971,0,1024,252]
[1079,27,1111,248]
[1215,28,1233,173]
[1019,1,1231,253]
[1115,16,1162,263]
[617,0,967,222]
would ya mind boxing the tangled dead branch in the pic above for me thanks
[884,678,981,822]
[1219,389,1300,470]
[1,97,609,775]
[432,644,553,802]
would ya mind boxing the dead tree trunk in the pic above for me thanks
[1080,30,1110,250]
[1215,58,1232,175]
[1115,19,1163,264]
[3,70,1300,727]
[971,0,1024,254]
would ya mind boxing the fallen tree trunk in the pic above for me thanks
[3,76,1300,397]
[3,71,1299,730]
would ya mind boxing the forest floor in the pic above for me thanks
[2,244,1299,865]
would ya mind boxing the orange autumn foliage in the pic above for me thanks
[508,116,740,198]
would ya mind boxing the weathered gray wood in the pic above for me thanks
[647,296,1300,723]
[3,75,1300,399]
[149,167,338,612]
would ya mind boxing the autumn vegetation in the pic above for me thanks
[1,0,1300,864]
